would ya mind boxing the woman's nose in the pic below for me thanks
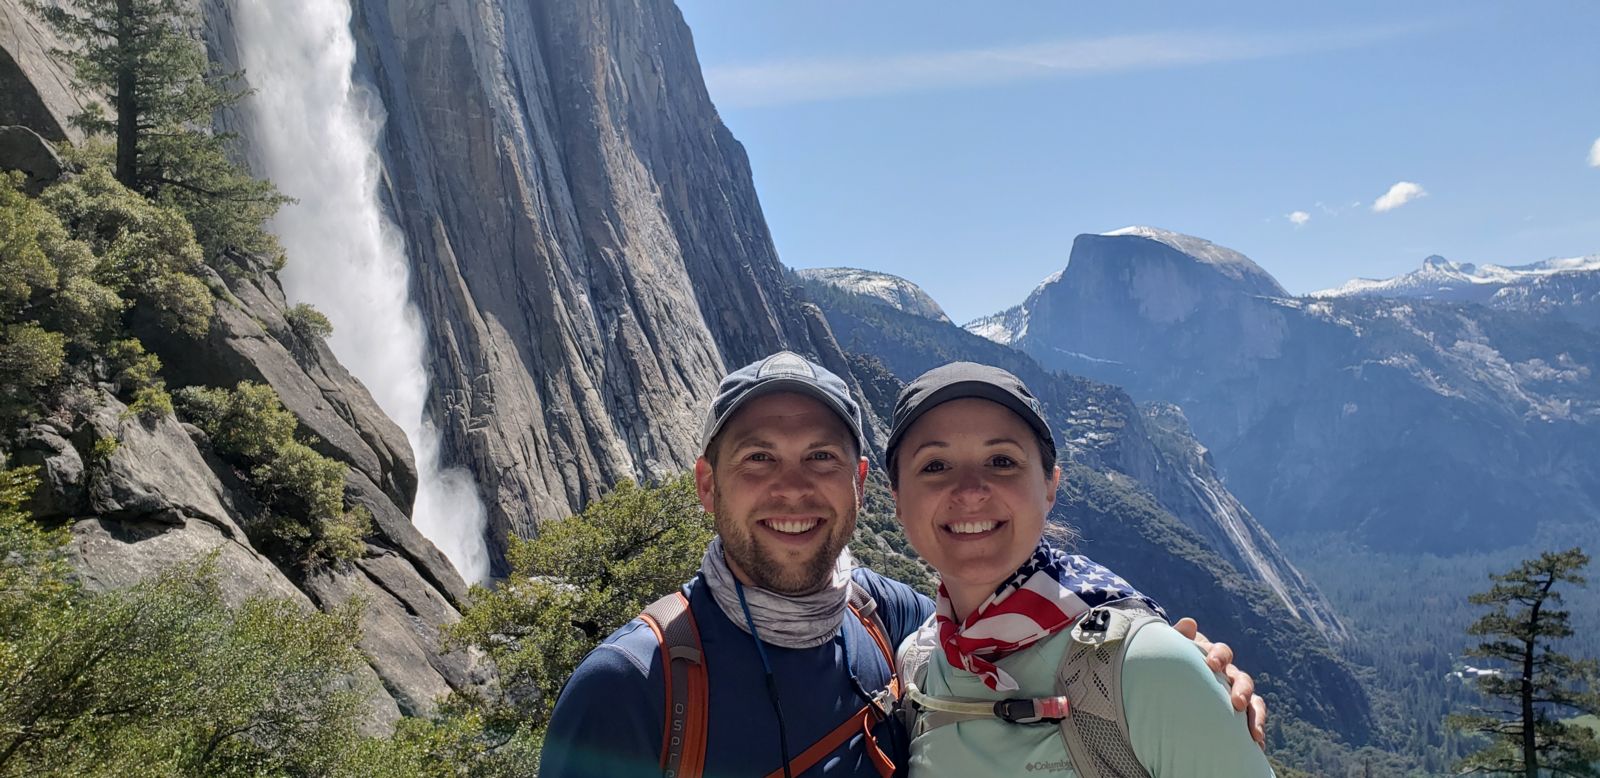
[951,469,988,503]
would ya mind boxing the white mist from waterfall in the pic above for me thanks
[232,1,490,583]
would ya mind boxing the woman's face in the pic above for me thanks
[892,398,1060,600]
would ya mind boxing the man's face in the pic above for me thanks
[695,392,867,595]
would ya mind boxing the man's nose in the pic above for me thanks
[769,460,815,499]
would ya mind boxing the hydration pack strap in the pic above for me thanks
[905,683,1071,727]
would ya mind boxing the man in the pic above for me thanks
[539,351,1263,778]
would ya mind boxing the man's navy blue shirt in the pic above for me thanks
[539,567,933,778]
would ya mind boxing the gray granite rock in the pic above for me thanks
[0,124,60,192]
[0,1,87,142]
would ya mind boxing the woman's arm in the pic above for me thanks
[1120,623,1277,777]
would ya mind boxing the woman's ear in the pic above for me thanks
[1046,464,1062,506]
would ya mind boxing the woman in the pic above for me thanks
[886,362,1275,777]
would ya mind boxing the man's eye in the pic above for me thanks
[747,452,774,462]
[809,451,837,461]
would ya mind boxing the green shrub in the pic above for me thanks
[125,385,173,420]
[40,167,213,339]
[285,302,333,341]
[313,506,373,565]
[176,382,297,462]
[0,323,65,392]
[257,440,345,519]
[175,381,370,564]
[449,475,710,741]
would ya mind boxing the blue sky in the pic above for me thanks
[675,1,1600,323]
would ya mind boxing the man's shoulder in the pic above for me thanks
[564,617,664,693]
[850,566,935,645]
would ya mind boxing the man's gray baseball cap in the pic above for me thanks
[885,361,1056,472]
[701,351,866,456]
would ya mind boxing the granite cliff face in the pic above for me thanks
[972,229,1600,553]
[315,0,871,571]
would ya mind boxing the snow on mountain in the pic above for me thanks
[1313,254,1600,302]
[1102,226,1287,295]
[797,267,951,323]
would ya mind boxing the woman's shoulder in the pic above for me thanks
[1120,622,1276,776]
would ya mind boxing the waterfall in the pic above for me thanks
[231,0,491,583]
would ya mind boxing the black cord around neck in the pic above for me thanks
[736,581,794,778]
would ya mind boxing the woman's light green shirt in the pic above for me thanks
[907,622,1275,777]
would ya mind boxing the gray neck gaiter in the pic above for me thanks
[700,536,854,649]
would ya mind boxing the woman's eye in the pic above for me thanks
[919,460,947,474]
[990,455,1017,468]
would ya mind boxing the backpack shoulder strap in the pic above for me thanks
[848,580,896,677]
[1055,604,1163,778]
[894,617,941,736]
[640,592,707,778]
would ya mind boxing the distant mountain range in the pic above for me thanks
[949,227,1600,553]
[1313,254,1600,331]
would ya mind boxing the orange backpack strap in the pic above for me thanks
[759,582,900,778]
[641,592,708,778]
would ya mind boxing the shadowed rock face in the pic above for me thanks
[0,2,86,142]
[334,0,871,570]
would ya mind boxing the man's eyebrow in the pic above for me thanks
[726,435,776,452]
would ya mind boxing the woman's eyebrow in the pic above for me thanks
[910,440,949,457]
[985,437,1024,448]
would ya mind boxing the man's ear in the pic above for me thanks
[694,457,717,513]
[1046,465,1062,507]
[856,456,869,498]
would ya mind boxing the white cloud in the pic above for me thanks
[1589,137,1600,167]
[1287,211,1311,227]
[705,25,1423,107]
[1372,181,1427,213]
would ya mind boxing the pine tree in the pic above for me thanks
[29,0,287,260]
[1448,547,1600,777]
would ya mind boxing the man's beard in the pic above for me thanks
[714,490,857,595]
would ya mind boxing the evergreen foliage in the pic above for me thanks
[0,465,374,777]
[174,382,372,564]
[285,303,333,342]
[448,475,711,750]
[0,168,207,422]
[1448,548,1600,777]
[28,0,288,261]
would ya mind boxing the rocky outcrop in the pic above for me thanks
[980,229,1600,553]
[0,124,61,192]
[5,237,490,727]
[0,1,85,142]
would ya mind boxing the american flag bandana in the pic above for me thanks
[934,541,1167,692]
